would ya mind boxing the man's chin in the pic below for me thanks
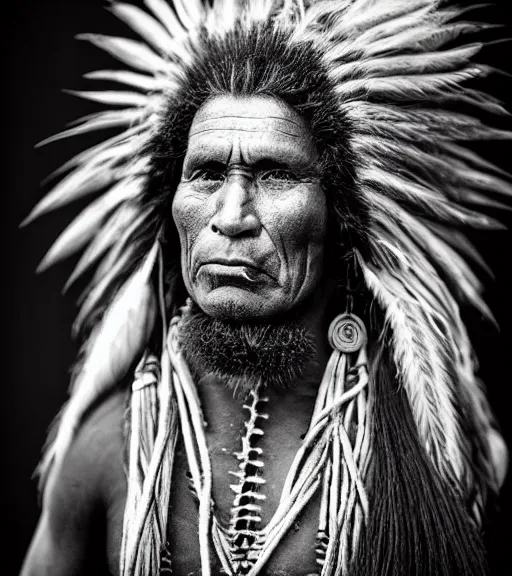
[194,287,287,321]
[178,299,316,395]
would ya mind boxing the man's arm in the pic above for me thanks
[20,503,90,576]
[20,390,128,576]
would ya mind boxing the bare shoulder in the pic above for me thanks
[49,388,128,509]
[20,389,129,576]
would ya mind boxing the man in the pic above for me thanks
[20,1,509,575]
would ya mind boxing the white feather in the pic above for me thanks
[357,252,464,482]
[46,126,147,180]
[339,0,435,31]
[77,34,167,73]
[351,135,512,207]
[75,240,159,394]
[353,17,486,57]
[144,0,187,39]
[22,168,118,226]
[42,241,159,492]
[367,193,493,321]
[426,222,494,280]
[84,69,163,92]
[330,44,482,81]
[73,246,136,335]
[359,166,504,228]
[173,0,202,30]
[212,0,241,22]
[344,102,511,141]
[35,109,146,147]
[64,203,140,291]
[64,89,149,107]
[441,142,512,179]
[37,178,144,271]
[110,3,178,54]
[310,4,433,57]
[73,207,155,333]
[336,68,488,101]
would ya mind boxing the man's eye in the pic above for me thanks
[194,169,225,182]
[260,169,298,182]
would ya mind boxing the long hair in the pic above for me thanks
[350,335,489,576]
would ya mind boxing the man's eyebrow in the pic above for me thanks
[252,159,290,169]
[252,158,321,177]
[187,159,226,168]
[183,154,227,171]
[185,157,319,173]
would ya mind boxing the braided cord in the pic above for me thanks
[121,310,372,576]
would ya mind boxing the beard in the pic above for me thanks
[178,300,317,396]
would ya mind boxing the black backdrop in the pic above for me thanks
[3,1,512,575]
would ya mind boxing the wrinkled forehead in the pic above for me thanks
[184,95,318,168]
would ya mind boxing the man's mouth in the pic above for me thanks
[195,258,275,286]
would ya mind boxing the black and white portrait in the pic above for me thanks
[6,1,512,575]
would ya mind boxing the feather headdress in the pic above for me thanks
[26,0,510,574]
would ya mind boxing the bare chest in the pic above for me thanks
[107,379,321,575]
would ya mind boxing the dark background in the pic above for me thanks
[3,1,512,575]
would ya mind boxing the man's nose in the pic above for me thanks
[209,174,260,237]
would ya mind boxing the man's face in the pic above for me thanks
[172,95,327,320]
